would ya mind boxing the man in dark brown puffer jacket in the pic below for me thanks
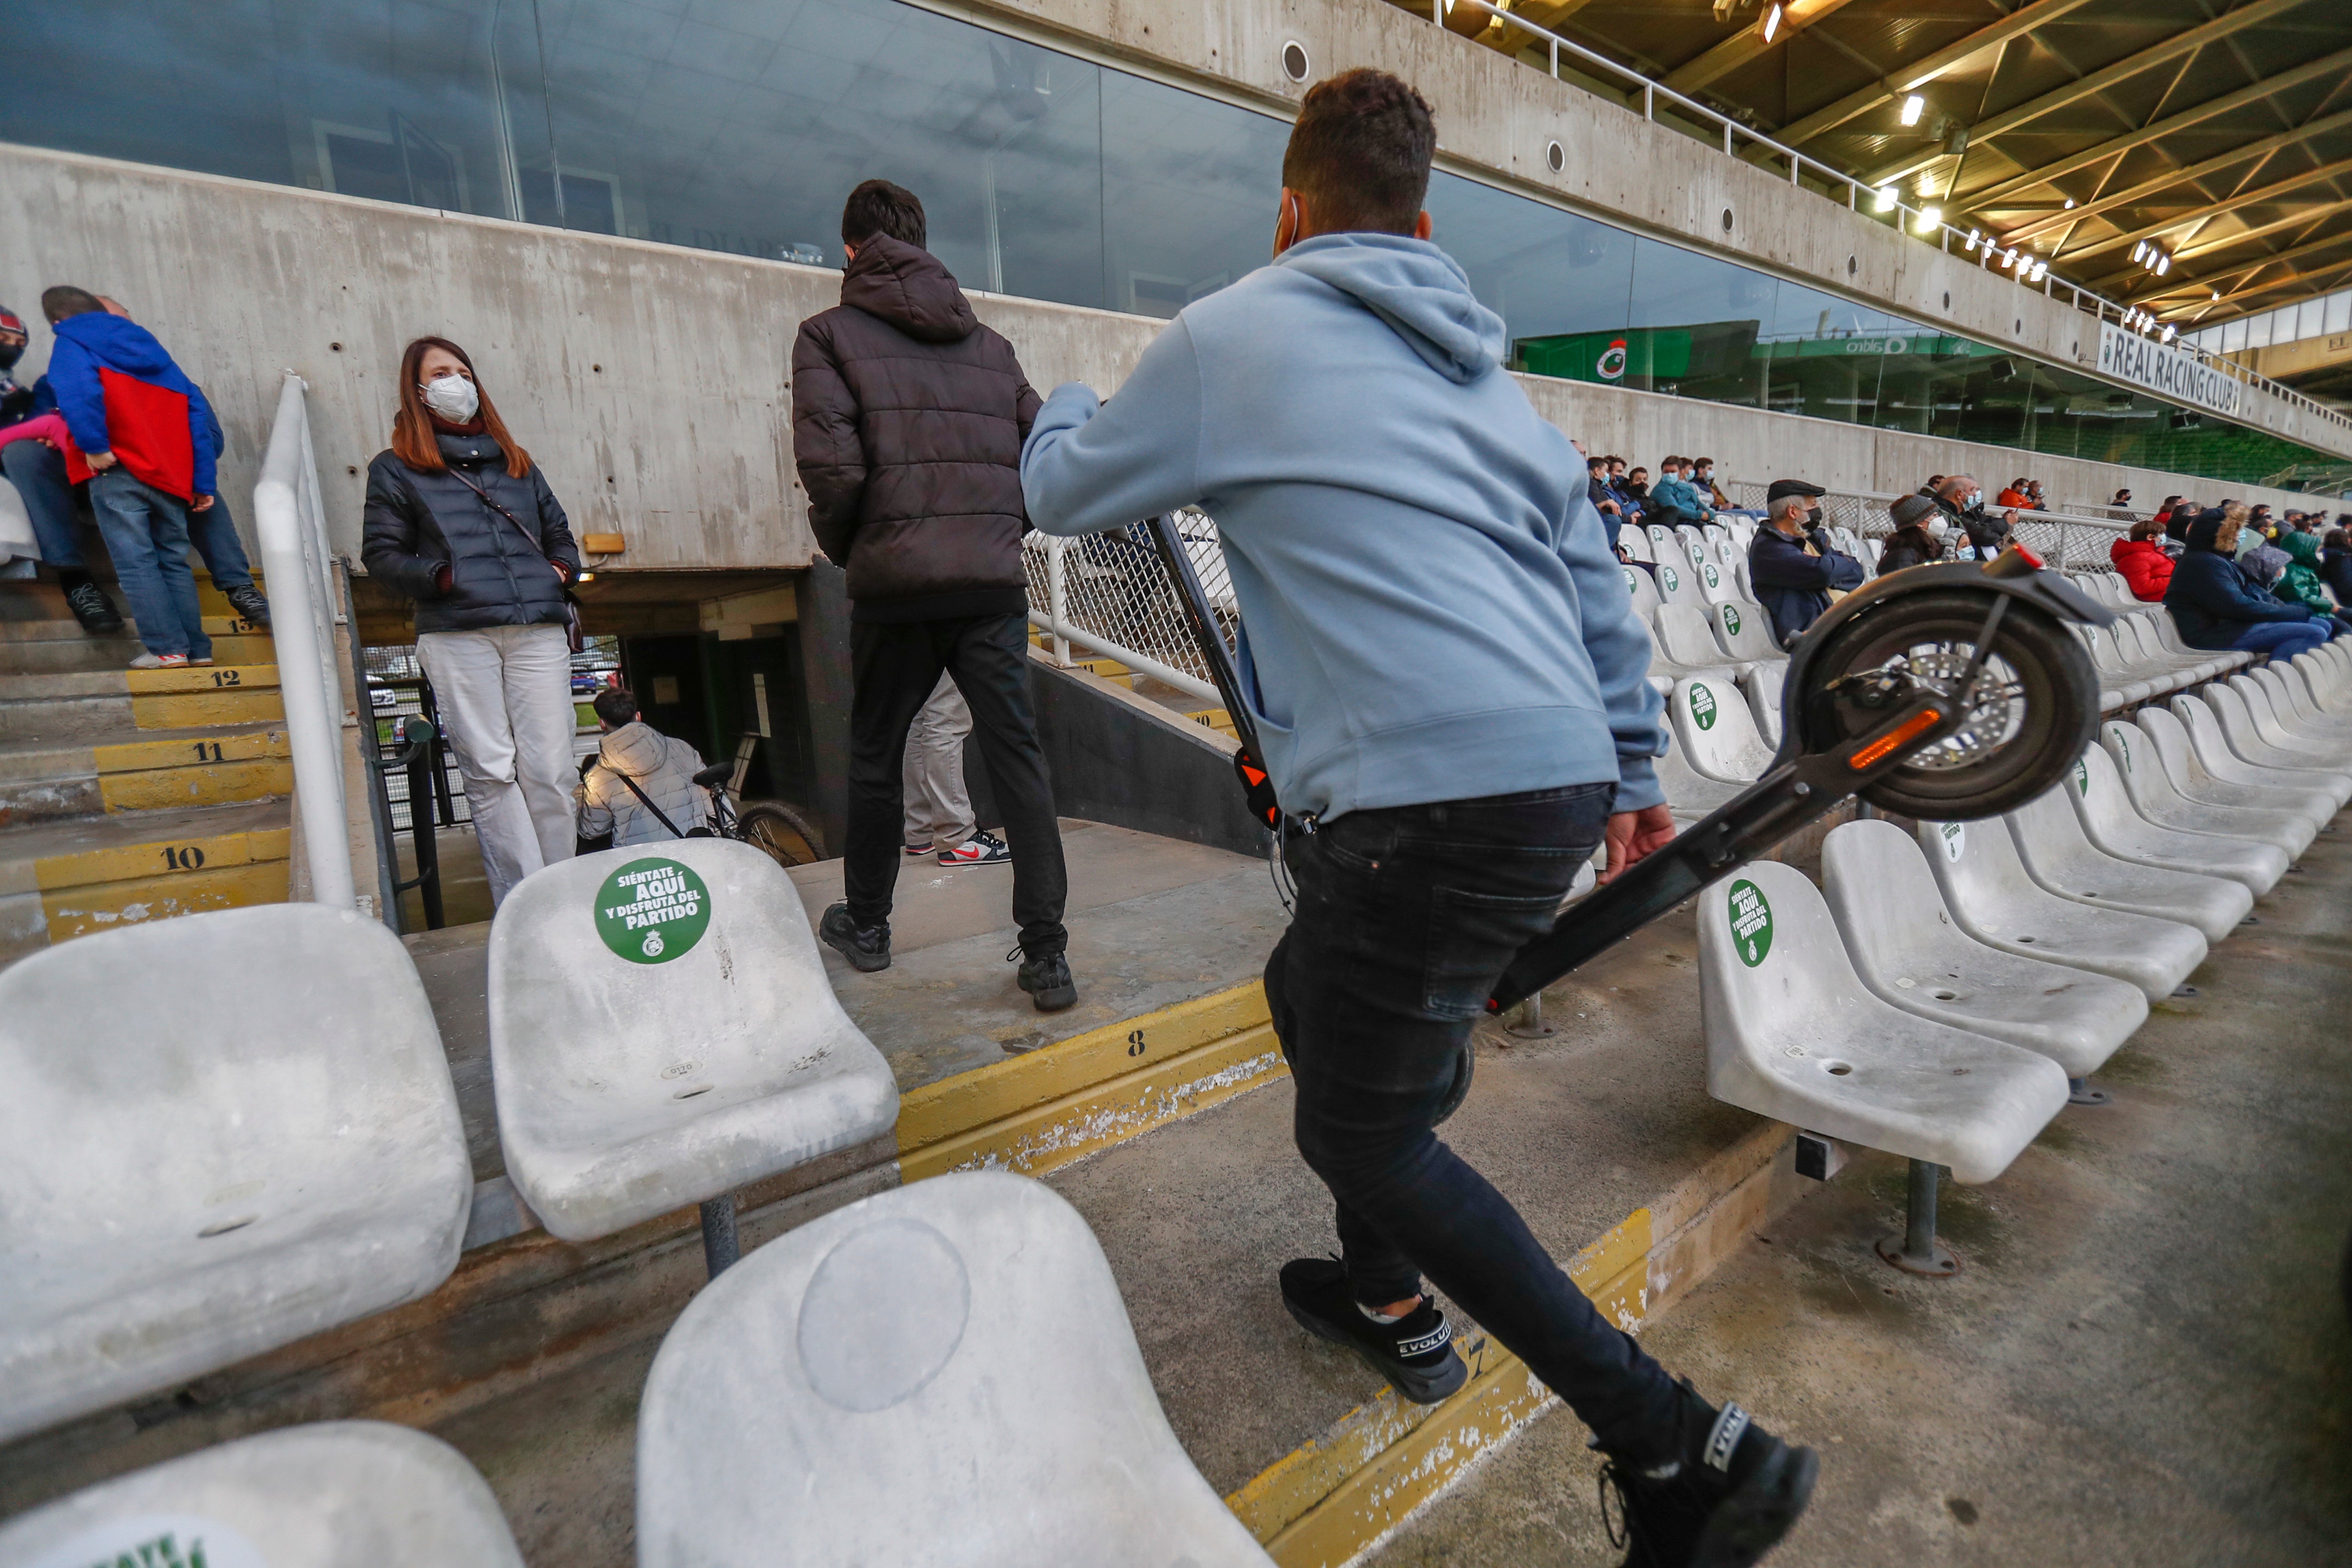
[792,178,1074,1012]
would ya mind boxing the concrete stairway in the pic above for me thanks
[0,577,292,967]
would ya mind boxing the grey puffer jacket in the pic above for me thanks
[361,429,580,634]
[575,723,711,847]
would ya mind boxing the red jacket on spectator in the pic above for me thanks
[2111,536,2174,601]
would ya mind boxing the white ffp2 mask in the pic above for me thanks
[421,373,479,422]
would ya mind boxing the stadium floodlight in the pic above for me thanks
[1917,206,1941,233]
[2132,241,2148,264]
[2155,254,2171,276]
[1763,4,1783,43]
[1900,94,1925,127]
[2064,198,2076,209]
[1875,184,1897,213]
[1964,227,1982,252]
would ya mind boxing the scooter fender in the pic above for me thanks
[1774,558,2114,759]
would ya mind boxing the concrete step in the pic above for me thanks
[0,797,293,966]
[0,720,292,826]
[1187,706,1240,739]
[0,662,284,742]
[0,626,274,673]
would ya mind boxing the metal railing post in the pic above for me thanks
[253,373,356,909]
[1046,537,1071,666]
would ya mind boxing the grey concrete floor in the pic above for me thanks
[1377,829,2352,1566]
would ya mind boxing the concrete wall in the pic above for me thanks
[0,141,2318,587]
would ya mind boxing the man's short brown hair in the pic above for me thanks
[840,179,926,250]
[41,285,102,323]
[1280,68,1436,236]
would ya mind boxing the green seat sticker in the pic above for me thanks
[1661,565,1679,592]
[596,857,712,964]
[1689,682,1719,730]
[2075,759,2090,795]
[1721,604,1742,637]
[1940,822,1965,860]
[1728,877,1772,967]
[1703,562,1720,588]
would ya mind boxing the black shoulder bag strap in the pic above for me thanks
[605,765,689,840]
[447,467,586,653]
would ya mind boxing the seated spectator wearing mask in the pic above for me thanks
[1874,493,1947,574]
[1647,457,1707,529]
[2318,527,2352,609]
[2110,519,2174,601]
[1747,479,1864,647]
[1622,465,1651,510]
[1995,479,2030,510]
[575,686,713,848]
[1922,473,2005,560]
[1584,453,1623,545]
[2263,519,2349,629]
[2163,505,2331,661]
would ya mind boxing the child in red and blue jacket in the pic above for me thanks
[41,286,215,665]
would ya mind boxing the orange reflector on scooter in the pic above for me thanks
[1849,708,1945,770]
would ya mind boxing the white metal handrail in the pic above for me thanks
[253,372,356,907]
[1427,0,2352,442]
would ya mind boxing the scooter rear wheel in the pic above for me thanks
[1796,589,2096,821]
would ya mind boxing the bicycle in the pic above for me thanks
[693,741,824,869]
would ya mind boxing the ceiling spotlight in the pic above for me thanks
[2155,254,2171,276]
[1964,226,1982,252]
[2211,289,2222,300]
[1762,3,1783,43]
[2132,240,2148,264]
[2064,198,2076,209]
[1900,94,1926,127]
[1875,184,1897,213]
[2029,260,2048,283]
[2161,324,2177,343]
[1917,206,1941,233]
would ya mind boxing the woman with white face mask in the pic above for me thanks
[1875,492,1949,574]
[361,336,583,908]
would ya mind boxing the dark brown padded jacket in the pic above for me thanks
[791,234,1042,623]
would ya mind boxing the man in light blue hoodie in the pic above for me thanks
[1022,69,1814,1568]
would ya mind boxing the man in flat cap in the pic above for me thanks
[1747,478,1863,648]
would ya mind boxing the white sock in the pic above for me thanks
[1357,1298,1416,1325]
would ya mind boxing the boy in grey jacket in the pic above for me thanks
[1020,69,1812,1568]
[576,688,712,848]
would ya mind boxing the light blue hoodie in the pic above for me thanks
[1020,232,1664,822]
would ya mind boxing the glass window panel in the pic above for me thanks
[2247,312,2274,349]
[1424,172,1636,380]
[2325,291,2352,336]
[2223,318,2249,353]
[2295,298,2325,342]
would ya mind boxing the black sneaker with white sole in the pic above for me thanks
[1278,1256,1468,1405]
[64,580,125,634]
[1596,1379,1818,1568]
[939,829,1012,866]
[1012,946,1078,1012]
[818,901,891,972]
[222,585,272,627]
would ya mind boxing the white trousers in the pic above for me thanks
[900,670,974,848]
[418,623,578,907]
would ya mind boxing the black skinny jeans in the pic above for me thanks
[1266,783,1682,1459]
[845,614,1068,954]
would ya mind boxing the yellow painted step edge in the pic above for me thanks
[93,727,291,774]
[99,759,294,814]
[41,859,291,945]
[132,691,286,730]
[124,663,279,696]
[895,980,1269,1154]
[1226,1213,1651,1559]
[898,1022,1286,1184]
[34,825,292,893]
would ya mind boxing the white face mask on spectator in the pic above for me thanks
[421,372,480,423]
[1926,520,1949,539]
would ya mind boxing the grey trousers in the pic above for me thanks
[900,670,974,849]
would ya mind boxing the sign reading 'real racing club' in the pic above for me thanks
[2096,322,2245,419]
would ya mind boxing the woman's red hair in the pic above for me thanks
[390,336,531,478]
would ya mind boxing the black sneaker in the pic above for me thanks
[1278,1256,1468,1405]
[939,829,1012,866]
[819,901,890,972]
[1596,1380,1818,1568]
[223,585,271,627]
[1012,947,1078,1012]
[64,581,124,634]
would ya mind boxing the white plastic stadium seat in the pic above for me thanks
[1657,603,1757,677]
[1657,726,1746,820]
[1695,555,1743,607]
[1619,527,1654,563]
[2125,710,2325,849]
[1821,821,2143,1078]
[1914,818,2206,1003]
[1709,598,1786,665]
[2002,786,2252,942]
[2256,665,2352,742]
[637,1171,1276,1568]
[1651,555,1708,611]
[1621,563,1664,622]
[2228,673,2352,763]
[1741,660,1787,747]
[1698,862,2068,1186]
[2079,623,2154,710]
[1638,617,1738,689]
[0,1422,524,1567]
[1645,523,1679,562]
[488,837,900,1243]
[0,905,471,1446]
[2066,744,2287,895]
[2169,694,2351,812]
[1673,674,1776,783]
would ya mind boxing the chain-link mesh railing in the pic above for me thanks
[1023,510,1235,708]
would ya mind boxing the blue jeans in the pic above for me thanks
[2226,618,2329,662]
[88,469,211,660]
[1266,782,1683,1460]
[2,438,83,566]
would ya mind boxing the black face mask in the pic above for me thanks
[0,340,22,373]
[1806,506,1824,528]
